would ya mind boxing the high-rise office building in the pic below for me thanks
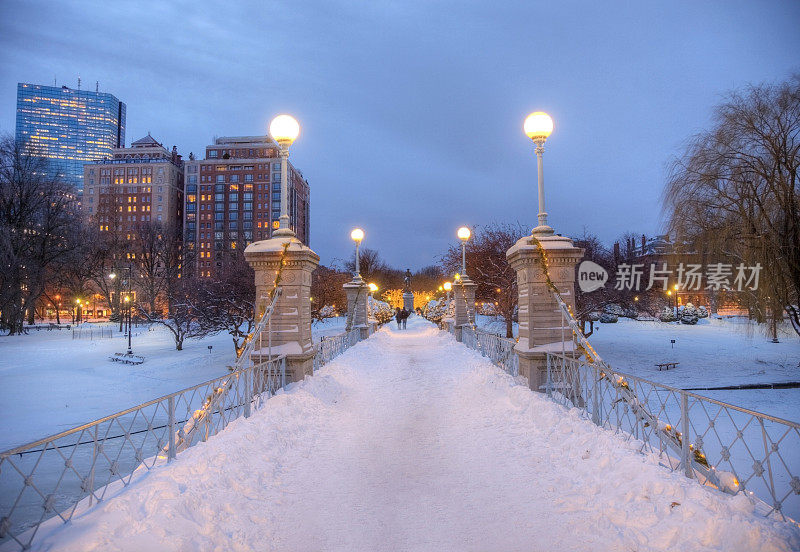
[184,136,311,279]
[15,82,126,190]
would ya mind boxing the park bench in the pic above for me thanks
[109,352,145,365]
[655,362,679,371]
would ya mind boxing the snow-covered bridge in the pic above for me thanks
[24,319,799,551]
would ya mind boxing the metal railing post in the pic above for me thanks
[592,365,600,426]
[546,354,552,397]
[244,369,252,418]
[167,396,176,462]
[681,390,692,478]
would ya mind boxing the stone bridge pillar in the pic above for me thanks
[344,278,370,340]
[245,236,319,383]
[507,231,583,392]
[453,276,477,341]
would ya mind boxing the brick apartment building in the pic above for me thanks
[83,134,184,240]
[184,136,310,279]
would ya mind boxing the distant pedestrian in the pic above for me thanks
[400,308,409,329]
[395,307,402,329]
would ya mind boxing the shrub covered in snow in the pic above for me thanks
[423,298,453,322]
[680,303,699,325]
[368,297,395,325]
[603,304,626,316]
[588,311,602,321]
[698,305,709,318]
[659,306,677,322]
[599,313,618,323]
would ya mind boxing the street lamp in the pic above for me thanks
[123,295,132,354]
[443,281,452,301]
[75,298,82,323]
[368,282,378,294]
[269,114,300,237]
[350,228,364,281]
[457,226,470,276]
[524,111,554,235]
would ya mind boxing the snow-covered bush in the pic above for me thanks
[588,311,602,322]
[659,306,677,322]
[599,313,618,323]
[603,304,625,316]
[423,298,453,322]
[697,305,709,318]
[368,296,395,325]
[622,307,638,319]
[680,303,699,325]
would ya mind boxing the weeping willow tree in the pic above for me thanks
[663,76,800,338]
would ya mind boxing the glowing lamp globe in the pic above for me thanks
[368,283,378,293]
[524,111,554,142]
[457,226,471,241]
[350,228,364,242]
[443,282,452,291]
[269,114,300,146]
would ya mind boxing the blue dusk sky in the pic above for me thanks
[1,1,798,269]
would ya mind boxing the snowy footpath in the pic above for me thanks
[32,318,799,551]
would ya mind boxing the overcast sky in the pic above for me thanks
[1,0,798,269]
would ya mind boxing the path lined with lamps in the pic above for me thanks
[31,317,795,552]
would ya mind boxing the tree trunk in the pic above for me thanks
[505,315,513,339]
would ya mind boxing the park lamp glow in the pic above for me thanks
[454,273,461,281]
[109,272,116,279]
[443,282,452,292]
[368,282,378,293]
[269,114,300,147]
[457,226,471,241]
[350,228,364,243]
[524,111,554,143]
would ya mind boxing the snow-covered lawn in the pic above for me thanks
[476,314,800,422]
[29,318,799,551]
[0,320,353,451]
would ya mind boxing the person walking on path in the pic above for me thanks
[395,307,402,329]
[400,308,409,329]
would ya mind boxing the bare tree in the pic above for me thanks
[310,264,349,321]
[195,251,256,355]
[664,75,800,337]
[441,222,528,338]
[141,273,211,351]
[0,135,79,334]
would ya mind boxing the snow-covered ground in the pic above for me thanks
[0,320,353,451]
[28,318,799,551]
[476,314,800,422]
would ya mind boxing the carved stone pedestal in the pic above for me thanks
[244,235,319,383]
[507,231,583,391]
[344,278,370,340]
[453,276,477,341]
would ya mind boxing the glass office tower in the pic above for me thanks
[15,83,126,190]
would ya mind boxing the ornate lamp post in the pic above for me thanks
[268,114,300,237]
[350,228,365,281]
[368,282,378,296]
[443,281,452,302]
[457,226,471,276]
[524,111,555,236]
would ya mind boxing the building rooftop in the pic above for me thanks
[131,134,163,148]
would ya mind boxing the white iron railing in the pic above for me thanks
[0,290,287,551]
[313,327,362,372]
[543,289,800,522]
[460,325,519,377]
